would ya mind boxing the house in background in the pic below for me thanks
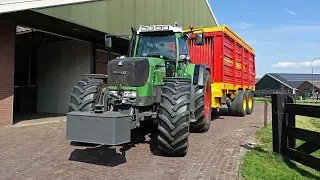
[297,81,320,98]
[255,73,320,97]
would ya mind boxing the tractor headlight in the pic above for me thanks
[123,91,137,98]
[110,91,118,96]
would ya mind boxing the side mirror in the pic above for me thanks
[105,36,112,49]
[195,33,204,45]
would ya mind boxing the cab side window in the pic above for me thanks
[178,38,189,55]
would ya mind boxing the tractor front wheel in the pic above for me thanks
[68,77,103,146]
[157,79,191,156]
[68,77,103,112]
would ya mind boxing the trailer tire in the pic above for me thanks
[157,79,191,156]
[68,77,103,112]
[245,90,254,114]
[229,90,247,117]
[190,71,212,133]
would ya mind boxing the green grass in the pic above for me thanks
[254,97,271,104]
[240,115,320,180]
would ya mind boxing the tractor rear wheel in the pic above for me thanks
[229,90,247,117]
[157,79,191,156]
[68,77,103,112]
[190,70,212,132]
[246,90,254,114]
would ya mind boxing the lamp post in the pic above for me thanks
[311,58,319,98]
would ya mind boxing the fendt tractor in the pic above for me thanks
[66,23,256,156]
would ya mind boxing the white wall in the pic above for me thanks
[37,40,91,114]
[0,0,98,14]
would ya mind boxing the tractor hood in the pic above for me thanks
[107,57,165,87]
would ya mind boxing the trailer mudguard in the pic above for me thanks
[193,64,210,86]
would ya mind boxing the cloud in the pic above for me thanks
[288,21,320,25]
[284,9,297,16]
[271,59,320,68]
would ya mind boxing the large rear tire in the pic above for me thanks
[229,90,247,117]
[68,77,103,112]
[157,79,191,156]
[190,71,212,133]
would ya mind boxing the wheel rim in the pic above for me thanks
[205,84,210,119]
[243,97,247,111]
[248,95,253,109]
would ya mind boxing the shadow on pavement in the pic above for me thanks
[68,145,127,167]
[68,122,158,167]
[67,107,241,165]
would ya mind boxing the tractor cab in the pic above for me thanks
[130,23,201,77]
[135,24,189,61]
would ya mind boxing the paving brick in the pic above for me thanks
[0,104,271,180]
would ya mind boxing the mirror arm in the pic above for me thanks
[129,27,137,57]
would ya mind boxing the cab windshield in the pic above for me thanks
[136,34,177,61]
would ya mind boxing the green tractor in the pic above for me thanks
[67,23,212,156]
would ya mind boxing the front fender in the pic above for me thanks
[193,64,210,86]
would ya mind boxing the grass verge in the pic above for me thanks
[240,115,320,180]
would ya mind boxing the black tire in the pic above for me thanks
[157,79,191,156]
[68,77,103,146]
[68,77,103,112]
[229,90,247,117]
[245,90,254,114]
[190,71,212,132]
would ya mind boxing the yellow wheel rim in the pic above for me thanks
[243,97,247,111]
[248,96,253,109]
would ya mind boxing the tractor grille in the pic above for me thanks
[107,58,150,87]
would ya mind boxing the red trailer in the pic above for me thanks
[187,25,256,116]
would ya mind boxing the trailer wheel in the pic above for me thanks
[229,90,247,117]
[245,90,254,114]
[190,71,212,133]
[68,77,103,112]
[157,79,191,156]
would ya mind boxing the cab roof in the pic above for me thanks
[137,24,184,34]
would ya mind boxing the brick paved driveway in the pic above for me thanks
[0,104,270,180]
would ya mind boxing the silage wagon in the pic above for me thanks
[187,25,256,116]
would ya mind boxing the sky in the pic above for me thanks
[209,0,320,77]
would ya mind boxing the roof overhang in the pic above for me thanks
[16,25,33,35]
[0,0,99,14]
[1,10,129,50]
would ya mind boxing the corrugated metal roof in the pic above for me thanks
[33,0,218,35]
[267,73,320,89]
